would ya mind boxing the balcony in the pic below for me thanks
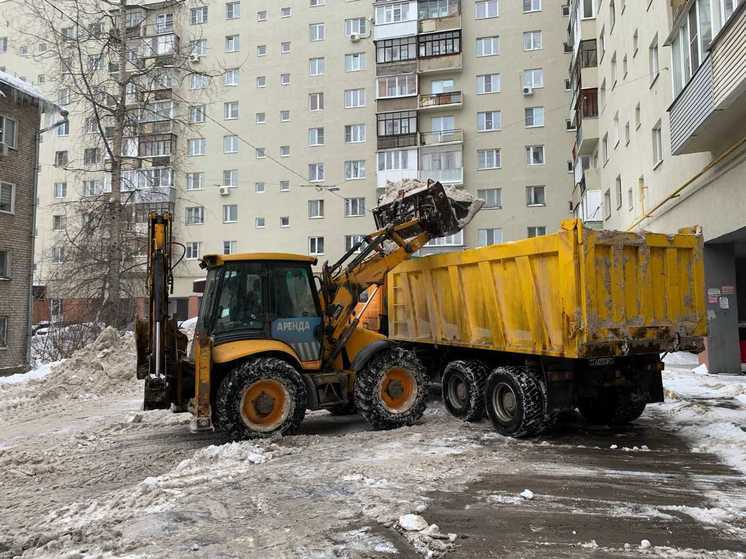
[377,133,419,150]
[420,129,463,145]
[419,144,463,184]
[579,189,603,225]
[418,90,463,110]
[418,53,462,73]
[574,88,599,155]
[373,1,418,40]
[419,167,463,184]
[417,30,463,73]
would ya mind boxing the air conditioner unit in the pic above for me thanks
[0,143,8,156]
[219,186,231,196]
[522,86,534,96]
[350,33,361,42]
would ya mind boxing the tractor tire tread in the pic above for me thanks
[442,360,488,422]
[485,366,547,438]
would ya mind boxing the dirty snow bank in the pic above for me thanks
[0,363,55,386]
[660,357,746,475]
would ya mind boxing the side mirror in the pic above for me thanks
[193,279,206,294]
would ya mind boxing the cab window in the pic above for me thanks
[272,265,318,318]
[213,262,266,333]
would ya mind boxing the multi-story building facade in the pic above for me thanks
[0,71,59,373]
[1,0,573,321]
[568,0,746,373]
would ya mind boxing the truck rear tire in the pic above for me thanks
[215,357,307,439]
[442,360,487,422]
[578,389,646,425]
[485,367,547,438]
[355,347,427,430]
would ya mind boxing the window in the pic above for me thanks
[0,116,17,149]
[345,17,367,36]
[256,10,267,21]
[478,228,503,246]
[609,0,616,29]
[190,105,206,123]
[188,138,206,156]
[525,107,544,127]
[186,206,205,225]
[257,44,267,56]
[477,149,501,169]
[377,111,417,137]
[281,6,292,17]
[522,68,544,89]
[345,235,365,252]
[345,124,366,143]
[344,88,366,108]
[652,121,663,166]
[309,163,325,182]
[599,29,605,61]
[281,41,291,54]
[309,92,324,111]
[51,247,65,264]
[527,226,546,238]
[309,57,325,76]
[526,185,546,206]
[635,102,641,128]
[224,135,239,154]
[377,74,417,98]
[226,1,240,19]
[344,160,366,180]
[310,0,325,6]
[224,101,239,120]
[526,145,545,165]
[191,74,209,89]
[308,199,325,218]
[280,216,290,228]
[82,180,102,197]
[523,31,542,50]
[378,149,410,170]
[56,121,69,137]
[523,0,542,12]
[345,197,366,217]
[55,151,68,167]
[477,188,501,209]
[477,73,501,94]
[633,28,639,56]
[0,250,8,279]
[427,231,464,247]
[475,0,498,18]
[223,204,238,223]
[376,2,411,24]
[431,79,455,94]
[280,181,290,192]
[309,237,325,256]
[477,111,502,131]
[418,30,461,58]
[280,73,290,86]
[624,121,630,145]
[310,23,325,41]
[611,52,617,86]
[649,35,659,83]
[54,182,67,199]
[376,36,417,63]
[345,52,367,72]
[225,34,240,52]
[255,217,265,230]
[256,76,267,88]
[627,187,634,211]
[255,182,265,193]
[223,241,238,255]
[280,110,291,121]
[309,127,325,146]
[476,36,499,56]
[255,147,266,158]
[280,145,290,157]
[255,112,266,125]
[84,148,101,165]
[602,133,609,162]
[0,182,14,213]
[191,6,208,24]
[187,172,204,191]
[185,242,201,260]
[615,175,622,209]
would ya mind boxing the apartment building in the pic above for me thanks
[1,0,573,320]
[568,0,746,373]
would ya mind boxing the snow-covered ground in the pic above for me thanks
[1,339,745,558]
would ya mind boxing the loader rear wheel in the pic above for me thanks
[355,347,427,430]
[442,360,487,422]
[578,389,647,426]
[485,367,547,438]
[216,357,307,439]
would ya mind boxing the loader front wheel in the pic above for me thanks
[355,347,427,430]
[442,360,487,422]
[216,357,307,439]
[485,367,546,438]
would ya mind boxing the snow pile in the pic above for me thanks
[397,513,457,557]
[0,362,55,385]
[659,363,746,474]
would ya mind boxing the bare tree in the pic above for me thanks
[16,0,207,326]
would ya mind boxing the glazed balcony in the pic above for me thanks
[418,90,463,110]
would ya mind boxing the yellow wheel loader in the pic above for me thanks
[135,181,483,438]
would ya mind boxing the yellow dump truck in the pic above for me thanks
[385,219,706,437]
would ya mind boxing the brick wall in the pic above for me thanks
[0,85,41,373]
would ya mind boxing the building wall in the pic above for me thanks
[0,85,40,373]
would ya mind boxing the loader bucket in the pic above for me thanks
[373,180,483,240]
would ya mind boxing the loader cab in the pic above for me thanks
[196,253,323,361]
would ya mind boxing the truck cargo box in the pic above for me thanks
[387,219,706,359]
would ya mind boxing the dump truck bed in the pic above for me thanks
[387,220,706,359]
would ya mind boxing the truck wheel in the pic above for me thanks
[442,360,487,422]
[355,347,427,430]
[215,357,307,439]
[578,389,646,425]
[484,367,546,438]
